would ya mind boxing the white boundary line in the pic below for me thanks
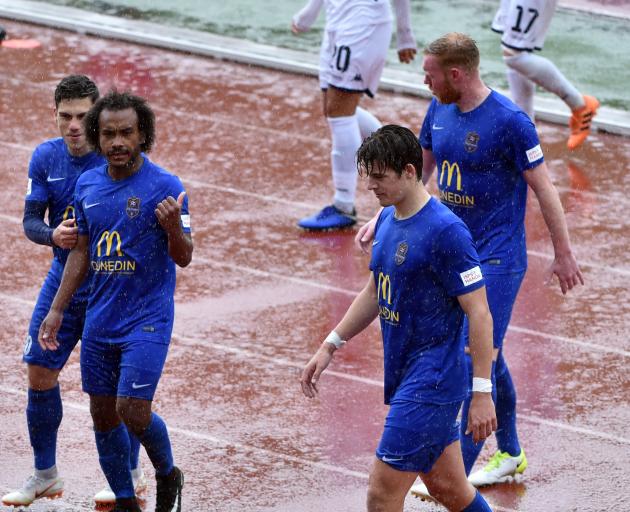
[0,293,628,447]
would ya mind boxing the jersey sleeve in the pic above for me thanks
[506,110,544,172]
[431,221,485,297]
[419,99,436,150]
[26,145,49,202]
[74,179,88,236]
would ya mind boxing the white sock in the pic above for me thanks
[328,114,361,213]
[355,107,381,140]
[504,52,584,110]
[506,67,535,120]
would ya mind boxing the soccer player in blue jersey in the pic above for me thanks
[37,91,193,512]
[2,75,145,508]
[302,125,496,512]
[357,33,583,495]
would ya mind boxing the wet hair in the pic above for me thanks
[54,75,99,107]
[357,125,423,180]
[424,32,480,71]
[84,90,155,153]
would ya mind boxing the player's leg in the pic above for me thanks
[505,66,536,120]
[420,442,491,511]
[116,340,183,512]
[82,339,140,512]
[468,271,527,487]
[2,269,81,507]
[500,0,598,148]
[298,22,390,230]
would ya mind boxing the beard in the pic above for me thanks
[436,79,461,104]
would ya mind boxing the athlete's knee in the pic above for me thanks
[366,479,394,512]
[27,364,61,390]
[90,395,119,431]
[116,398,152,435]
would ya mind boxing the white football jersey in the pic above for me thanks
[492,0,558,51]
[323,0,392,32]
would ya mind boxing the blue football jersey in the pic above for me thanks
[369,198,485,405]
[26,138,105,266]
[74,156,191,344]
[420,90,544,274]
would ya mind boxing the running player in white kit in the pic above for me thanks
[492,0,599,150]
[292,0,417,230]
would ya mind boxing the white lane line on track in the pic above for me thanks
[0,293,627,449]
[192,257,630,358]
[0,384,516,512]
[1,199,627,280]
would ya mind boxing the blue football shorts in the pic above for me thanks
[464,270,526,350]
[376,399,461,474]
[81,337,170,401]
[23,261,87,370]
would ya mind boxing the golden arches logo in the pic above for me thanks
[62,205,75,220]
[97,231,123,257]
[378,272,392,305]
[439,160,462,191]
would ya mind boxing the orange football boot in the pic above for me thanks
[567,95,600,150]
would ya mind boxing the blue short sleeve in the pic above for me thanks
[432,221,485,297]
[507,111,544,172]
[419,99,437,150]
[26,146,49,202]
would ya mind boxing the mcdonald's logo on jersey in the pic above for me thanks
[62,205,75,220]
[439,160,462,191]
[97,230,123,257]
[377,272,399,325]
[438,160,475,208]
[92,230,135,274]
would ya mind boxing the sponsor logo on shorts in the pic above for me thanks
[26,178,32,196]
[181,214,191,229]
[131,382,152,390]
[526,144,543,163]
[460,266,483,286]
[23,335,32,355]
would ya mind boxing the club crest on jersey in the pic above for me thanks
[126,197,141,218]
[464,131,480,153]
[394,242,408,265]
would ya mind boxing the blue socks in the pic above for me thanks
[95,423,134,499]
[128,428,141,471]
[27,385,63,470]
[462,491,492,511]
[460,360,497,475]
[494,354,521,456]
[138,413,174,477]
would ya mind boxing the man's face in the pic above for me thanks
[422,54,461,105]
[55,97,94,157]
[364,165,410,207]
[98,108,144,171]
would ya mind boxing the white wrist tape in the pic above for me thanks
[472,377,493,393]
[324,331,346,349]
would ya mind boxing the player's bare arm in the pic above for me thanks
[523,162,584,294]
[457,286,497,443]
[155,190,193,267]
[38,234,90,351]
[301,274,379,398]
[392,0,417,63]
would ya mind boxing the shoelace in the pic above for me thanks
[484,451,509,472]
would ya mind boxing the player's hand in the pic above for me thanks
[398,48,416,64]
[545,251,584,295]
[354,217,377,254]
[300,342,335,399]
[155,191,186,234]
[291,20,305,34]
[466,393,497,444]
[52,218,78,249]
[38,309,64,351]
